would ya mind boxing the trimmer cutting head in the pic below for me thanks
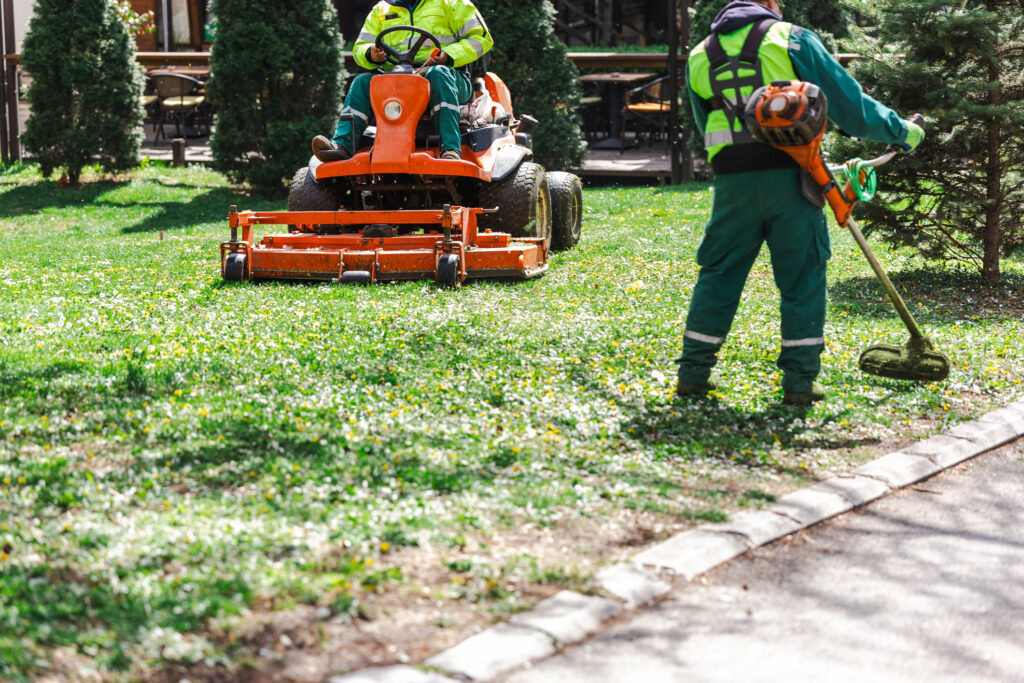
[858,338,950,382]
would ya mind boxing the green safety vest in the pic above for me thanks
[688,19,799,161]
[353,0,494,71]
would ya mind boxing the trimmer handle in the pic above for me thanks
[908,113,926,131]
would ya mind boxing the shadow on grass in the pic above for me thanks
[0,179,131,216]
[829,267,1024,324]
[120,186,261,234]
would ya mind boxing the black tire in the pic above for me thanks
[223,253,246,281]
[340,270,372,285]
[547,171,583,251]
[287,167,339,233]
[436,253,461,288]
[478,161,552,249]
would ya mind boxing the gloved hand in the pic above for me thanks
[900,120,925,152]
[421,49,450,68]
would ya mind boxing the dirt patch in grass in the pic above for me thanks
[144,507,679,682]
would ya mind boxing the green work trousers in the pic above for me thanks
[331,66,472,155]
[677,167,831,393]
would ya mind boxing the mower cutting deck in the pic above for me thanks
[221,204,547,287]
[220,25,581,288]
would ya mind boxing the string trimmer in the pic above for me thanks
[744,80,949,382]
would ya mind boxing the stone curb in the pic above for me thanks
[333,399,1024,682]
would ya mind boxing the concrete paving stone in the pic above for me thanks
[904,434,983,468]
[633,529,750,580]
[509,590,621,645]
[699,510,803,547]
[594,562,671,608]
[424,623,554,681]
[811,474,891,507]
[768,487,854,526]
[327,665,455,683]
[945,415,1019,451]
[853,451,942,488]
[985,403,1024,434]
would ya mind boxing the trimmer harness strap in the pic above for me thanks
[704,18,777,147]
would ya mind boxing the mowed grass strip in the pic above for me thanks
[1,162,1021,679]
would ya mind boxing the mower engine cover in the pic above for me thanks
[744,80,828,147]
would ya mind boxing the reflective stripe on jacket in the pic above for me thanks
[687,21,798,162]
[353,0,494,71]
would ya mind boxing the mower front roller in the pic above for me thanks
[220,205,548,286]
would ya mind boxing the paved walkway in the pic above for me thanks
[505,438,1024,683]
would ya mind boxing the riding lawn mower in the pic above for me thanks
[220,26,583,287]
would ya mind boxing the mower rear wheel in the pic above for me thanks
[478,161,552,249]
[288,167,339,233]
[436,254,461,288]
[223,253,247,282]
[547,171,583,250]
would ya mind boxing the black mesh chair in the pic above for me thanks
[619,75,673,153]
[150,71,208,144]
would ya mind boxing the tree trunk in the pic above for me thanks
[982,36,1002,285]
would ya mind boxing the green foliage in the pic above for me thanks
[834,0,1024,284]
[475,0,586,170]
[20,0,143,186]
[207,0,345,197]
[111,0,155,36]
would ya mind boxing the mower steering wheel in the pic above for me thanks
[375,26,442,73]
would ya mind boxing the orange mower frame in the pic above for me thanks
[221,32,582,287]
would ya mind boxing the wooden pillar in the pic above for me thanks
[680,0,691,181]
[1,0,18,162]
[0,0,8,162]
[668,0,680,184]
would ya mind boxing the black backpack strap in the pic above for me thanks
[739,17,775,64]
[704,18,777,146]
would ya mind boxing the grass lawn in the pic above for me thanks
[1,162,1022,681]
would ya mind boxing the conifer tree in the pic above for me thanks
[475,0,586,170]
[207,0,345,197]
[835,0,1024,284]
[20,0,143,186]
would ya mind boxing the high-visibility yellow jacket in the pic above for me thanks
[353,0,494,71]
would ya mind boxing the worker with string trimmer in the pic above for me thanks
[677,0,926,405]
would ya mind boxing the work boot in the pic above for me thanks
[676,378,717,399]
[782,382,825,406]
[312,135,350,162]
[440,149,462,160]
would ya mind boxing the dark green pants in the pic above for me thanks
[332,66,472,154]
[677,167,831,393]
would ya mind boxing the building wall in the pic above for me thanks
[11,0,33,51]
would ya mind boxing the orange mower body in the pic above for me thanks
[221,67,582,287]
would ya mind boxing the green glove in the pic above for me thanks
[901,120,925,152]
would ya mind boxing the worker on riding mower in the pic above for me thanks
[677,0,925,406]
[311,0,494,163]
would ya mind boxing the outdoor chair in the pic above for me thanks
[150,71,209,144]
[619,74,673,153]
[141,75,161,136]
[577,92,607,141]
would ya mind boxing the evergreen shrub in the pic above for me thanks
[834,0,1024,284]
[20,0,143,186]
[475,0,586,171]
[207,0,345,197]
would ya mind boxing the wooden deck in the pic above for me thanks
[137,133,682,182]
[578,145,671,179]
